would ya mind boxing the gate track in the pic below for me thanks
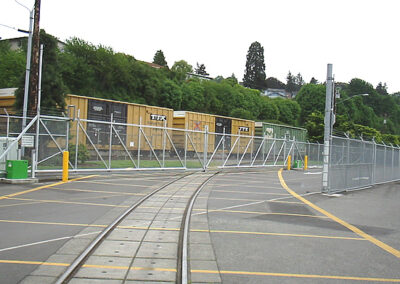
[56,171,218,283]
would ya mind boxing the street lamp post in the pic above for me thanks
[14,1,34,135]
[322,63,369,193]
[322,64,334,192]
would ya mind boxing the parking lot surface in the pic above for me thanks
[0,168,399,283]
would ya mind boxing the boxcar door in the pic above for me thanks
[215,117,232,149]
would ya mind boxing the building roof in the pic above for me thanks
[0,88,17,97]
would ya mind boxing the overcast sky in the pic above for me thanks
[1,0,399,93]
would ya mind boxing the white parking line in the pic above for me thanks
[171,191,320,220]
[0,231,101,253]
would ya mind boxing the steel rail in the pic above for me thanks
[177,171,219,284]
[55,172,195,284]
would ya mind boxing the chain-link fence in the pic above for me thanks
[328,135,400,193]
[0,114,323,177]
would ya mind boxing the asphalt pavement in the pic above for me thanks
[0,168,399,283]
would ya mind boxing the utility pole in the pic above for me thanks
[29,0,41,114]
[322,64,334,192]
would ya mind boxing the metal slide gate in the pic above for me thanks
[0,113,323,176]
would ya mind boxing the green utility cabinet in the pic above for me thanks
[293,160,302,169]
[6,160,28,179]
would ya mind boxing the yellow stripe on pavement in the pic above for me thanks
[0,175,97,201]
[205,229,364,241]
[0,260,399,282]
[278,168,400,258]
[0,219,362,240]
[9,197,128,208]
[199,269,400,282]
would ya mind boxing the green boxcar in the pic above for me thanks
[255,122,307,141]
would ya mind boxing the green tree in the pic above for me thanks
[15,30,66,114]
[171,60,193,81]
[258,97,279,121]
[304,111,324,142]
[295,84,326,124]
[159,79,182,109]
[273,98,301,125]
[295,73,304,90]
[376,82,388,96]
[195,63,209,76]
[230,108,254,120]
[285,71,297,94]
[153,50,168,68]
[243,41,266,90]
[266,77,285,89]
[0,41,26,88]
[181,79,205,111]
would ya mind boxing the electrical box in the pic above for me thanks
[0,137,18,173]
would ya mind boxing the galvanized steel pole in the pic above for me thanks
[322,64,334,192]
[22,9,34,131]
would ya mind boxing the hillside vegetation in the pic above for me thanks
[1,30,399,144]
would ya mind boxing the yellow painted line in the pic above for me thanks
[0,175,97,201]
[212,189,290,196]
[278,169,400,258]
[0,201,43,208]
[9,197,128,208]
[0,219,108,228]
[130,266,176,272]
[74,180,150,187]
[195,269,400,282]
[205,229,364,241]
[53,187,147,196]
[0,259,68,266]
[0,219,359,240]
[209,209,329,219]
[1,260,398,282]
[0,219,179,231]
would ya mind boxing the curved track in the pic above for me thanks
[55,171,218,283]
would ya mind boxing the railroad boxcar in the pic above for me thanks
[172,111,255,155]
[255,121,307,141]
[66,94,173,152]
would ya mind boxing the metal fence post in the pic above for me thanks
[203,125,208,171]
[162,119,167,168]
[138,117,142,169]
[222,127,225,165]
[5,109,10,138]
[184,123,188,168]
[383,143,387,182]
[31,149,36,178]
[237,129,241,165]
[108,113,113,170]
[392,144,395,181]
[74,110,80,170]
[372,139,377,185]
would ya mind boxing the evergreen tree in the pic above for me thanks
[376,82,388,95]
[266,77,285,89]
[243,41,266,90]
[295,73,305,89]
[195,63,209,76]
[153,50,168,68]
[285,71,297,93]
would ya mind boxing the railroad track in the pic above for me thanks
[55,171,218,284]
